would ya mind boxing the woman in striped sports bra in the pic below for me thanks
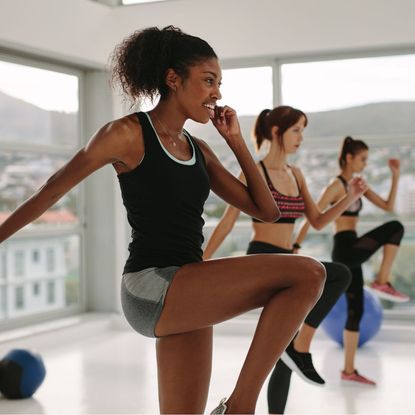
[295,136,408,387]
[203,106,367,414]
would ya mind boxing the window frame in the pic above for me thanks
[218,47,415,322]
[0,52,87,330]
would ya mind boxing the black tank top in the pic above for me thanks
[117,112,210,273]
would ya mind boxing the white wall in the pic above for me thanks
[0,0,113,68]
[112,0,415,59]
[1,0,415,67]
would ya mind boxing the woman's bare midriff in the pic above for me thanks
[252,222,296,250]
[334,216,359,233]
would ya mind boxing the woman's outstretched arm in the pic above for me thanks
[0,117,139,243]
[295,168,367,230]
[293,173,367,249]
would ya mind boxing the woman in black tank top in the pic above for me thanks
[295,136,408,386]
[0,26,328,414]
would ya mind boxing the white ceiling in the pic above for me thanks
[92,0,177,6]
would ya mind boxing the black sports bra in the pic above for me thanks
[337,175,362,217]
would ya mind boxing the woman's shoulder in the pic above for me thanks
[324,176,345,200]
[288,164,302,175]
[329,175,346,189]
[94,114,143,148]
[87,113,144,169]
[103,113,142,137]
[288,164,305,182]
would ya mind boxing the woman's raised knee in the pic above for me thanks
[296,256,326,297]
[309,257,326,292]
[385,220,405,245]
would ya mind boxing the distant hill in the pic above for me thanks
[187,101,415,151]
[305,102,415,138]
[2,88,414,151]
[0,91,77,146]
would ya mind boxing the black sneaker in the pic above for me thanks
[281,341,325,386]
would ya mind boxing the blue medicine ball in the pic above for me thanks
[0,349,46,399]
[321,287,383,347]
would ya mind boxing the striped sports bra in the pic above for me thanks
[337,175,362,217]
[252,161,305,224]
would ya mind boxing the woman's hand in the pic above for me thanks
[348,176,368,199]
[388,158,400,177]
[210,105,242,145]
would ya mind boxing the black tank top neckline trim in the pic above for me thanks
[143,112,196,166]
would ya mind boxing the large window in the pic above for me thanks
[204,53,415,314]
[281,54,415,312]
[0,56,83,326]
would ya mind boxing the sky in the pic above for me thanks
[281,54,415,112]
[0,61,78,113]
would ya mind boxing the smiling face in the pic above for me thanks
[173,58,222,123]
[347,149,369,173]
[281,115,306,154]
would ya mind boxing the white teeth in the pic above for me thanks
[204,104,215,110]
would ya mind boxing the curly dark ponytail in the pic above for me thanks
[110,25,217,106]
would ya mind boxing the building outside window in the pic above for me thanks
[33,283,40,296]
[47,281,55,305]
[32,250,40,263]
[14,250,25,277]
[0,55,83,326]
[46,248,55,273]
[15,286,24,310]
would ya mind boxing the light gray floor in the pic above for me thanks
[0,313,414,414]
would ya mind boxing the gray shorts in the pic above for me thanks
[121,266,180,338]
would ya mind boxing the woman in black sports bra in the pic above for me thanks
[295,135,408,386]
[204,107,367,413]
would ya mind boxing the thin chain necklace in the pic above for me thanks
[152,112,183,147]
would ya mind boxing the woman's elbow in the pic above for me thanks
[260,206,280,223]
[310,218,324,231]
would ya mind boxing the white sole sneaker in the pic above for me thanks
[280,351,325,387]
[369,287,409,303]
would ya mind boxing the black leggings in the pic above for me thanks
[331,220,404,332]
[246,240,352,414]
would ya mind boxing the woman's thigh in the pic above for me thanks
[156,254,325,336]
